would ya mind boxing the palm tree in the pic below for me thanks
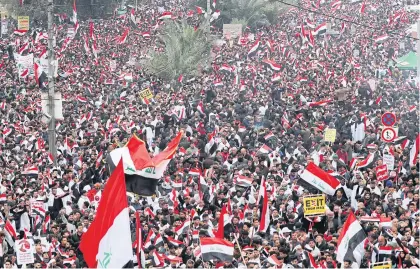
[144,20,212,83]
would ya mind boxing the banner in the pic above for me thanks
[375,164,388,181]
[16,239,35,265]
[303,195,326,216]
[30,200,44,216]
[382,154,395,171]
[67,27,75,39]
[35,57,59,78]
[1,19,8,35]
[324,128,337,142]
[17,16,30,31]
[223,24,243,38]
[371,262,392,269]
[14,53,34,76]
[139,88,153,100]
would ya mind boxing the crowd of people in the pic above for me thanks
[0,0,418,267]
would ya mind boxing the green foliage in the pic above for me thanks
[188,0,296,28]
[230,18,247,29]
[1,0,116,22]
[144,20,212,82]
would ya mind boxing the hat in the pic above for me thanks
[281,227,292,233]
[243,246,254,251]
[366,144,376,150]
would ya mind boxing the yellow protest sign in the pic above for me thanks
[324,128,337,142]
[139,88,153,100]
[372,262,392,269]
[303,195,326,216]
[17,16,30,31]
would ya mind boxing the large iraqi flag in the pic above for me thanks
[297,162,341,195]
[336,210,367,265]
[80,160,132,268]
[201,237,234,262]
[107,132,182,196]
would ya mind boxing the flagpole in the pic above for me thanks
[47,0,57,165]
[233,233,247,267]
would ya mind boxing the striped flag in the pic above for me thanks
[200,237,234,262]
[233,175,253,187]
[259,185,270,232]
[79,160,132,268]
[336,211,367,265]
[262,59,281,71]
[297,162,341,195]
[374,34,389,43]
[118,29,129,44]
[159,11,172,20]
[166,236,183,247]
[313,23,327,35]
[409,134,419,167]
[258,144,273,154]
[247,40,261,56]
[175,219,191,235]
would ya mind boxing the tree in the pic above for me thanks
[189,0,296,29]
[1,0,115,23]
[143,20,212,83]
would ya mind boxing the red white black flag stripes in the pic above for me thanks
[336,211,367,265]
[409,134,419,167]
[297,162,341,195]
[200,237,234,262]
[79,160,132,268]
[34,62,48,90]
[259,185,270,232]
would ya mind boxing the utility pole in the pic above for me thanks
[47,0,57,165]
[206,0,211,32]
[417,19,420,82]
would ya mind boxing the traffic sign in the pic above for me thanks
[381,112,396,127]
[381,127,398,142]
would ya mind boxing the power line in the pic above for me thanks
[275,0,419,41]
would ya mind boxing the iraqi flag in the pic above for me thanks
[313,22,327,35]
[259,186,270,232]
[247,40,261,57]
[258,144,273,154]
[130,9,137,28]
[357,153,376,169]
[159,11,172,20]
[200,237,234,262]
[205,130,218,157]
[118,29,129,44]
[262,59,281,71]
[272,73,281,82]
[297,162,341,195]
[374,34,389,43]
[13,29,28,36]
[233,175,253,187]
[34,62,48,90]
[308,99,332,107]
[79,160,132,268]
[175,219,191,235]
[267,255,282,266]
[409,134,419,167]
[22,165,39,176]
[76,96,88,103]
[264,132,274,140]
[336,211,367,265]
[197,101,205,115]
[107,132,182,196]
[213,80,223,87]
